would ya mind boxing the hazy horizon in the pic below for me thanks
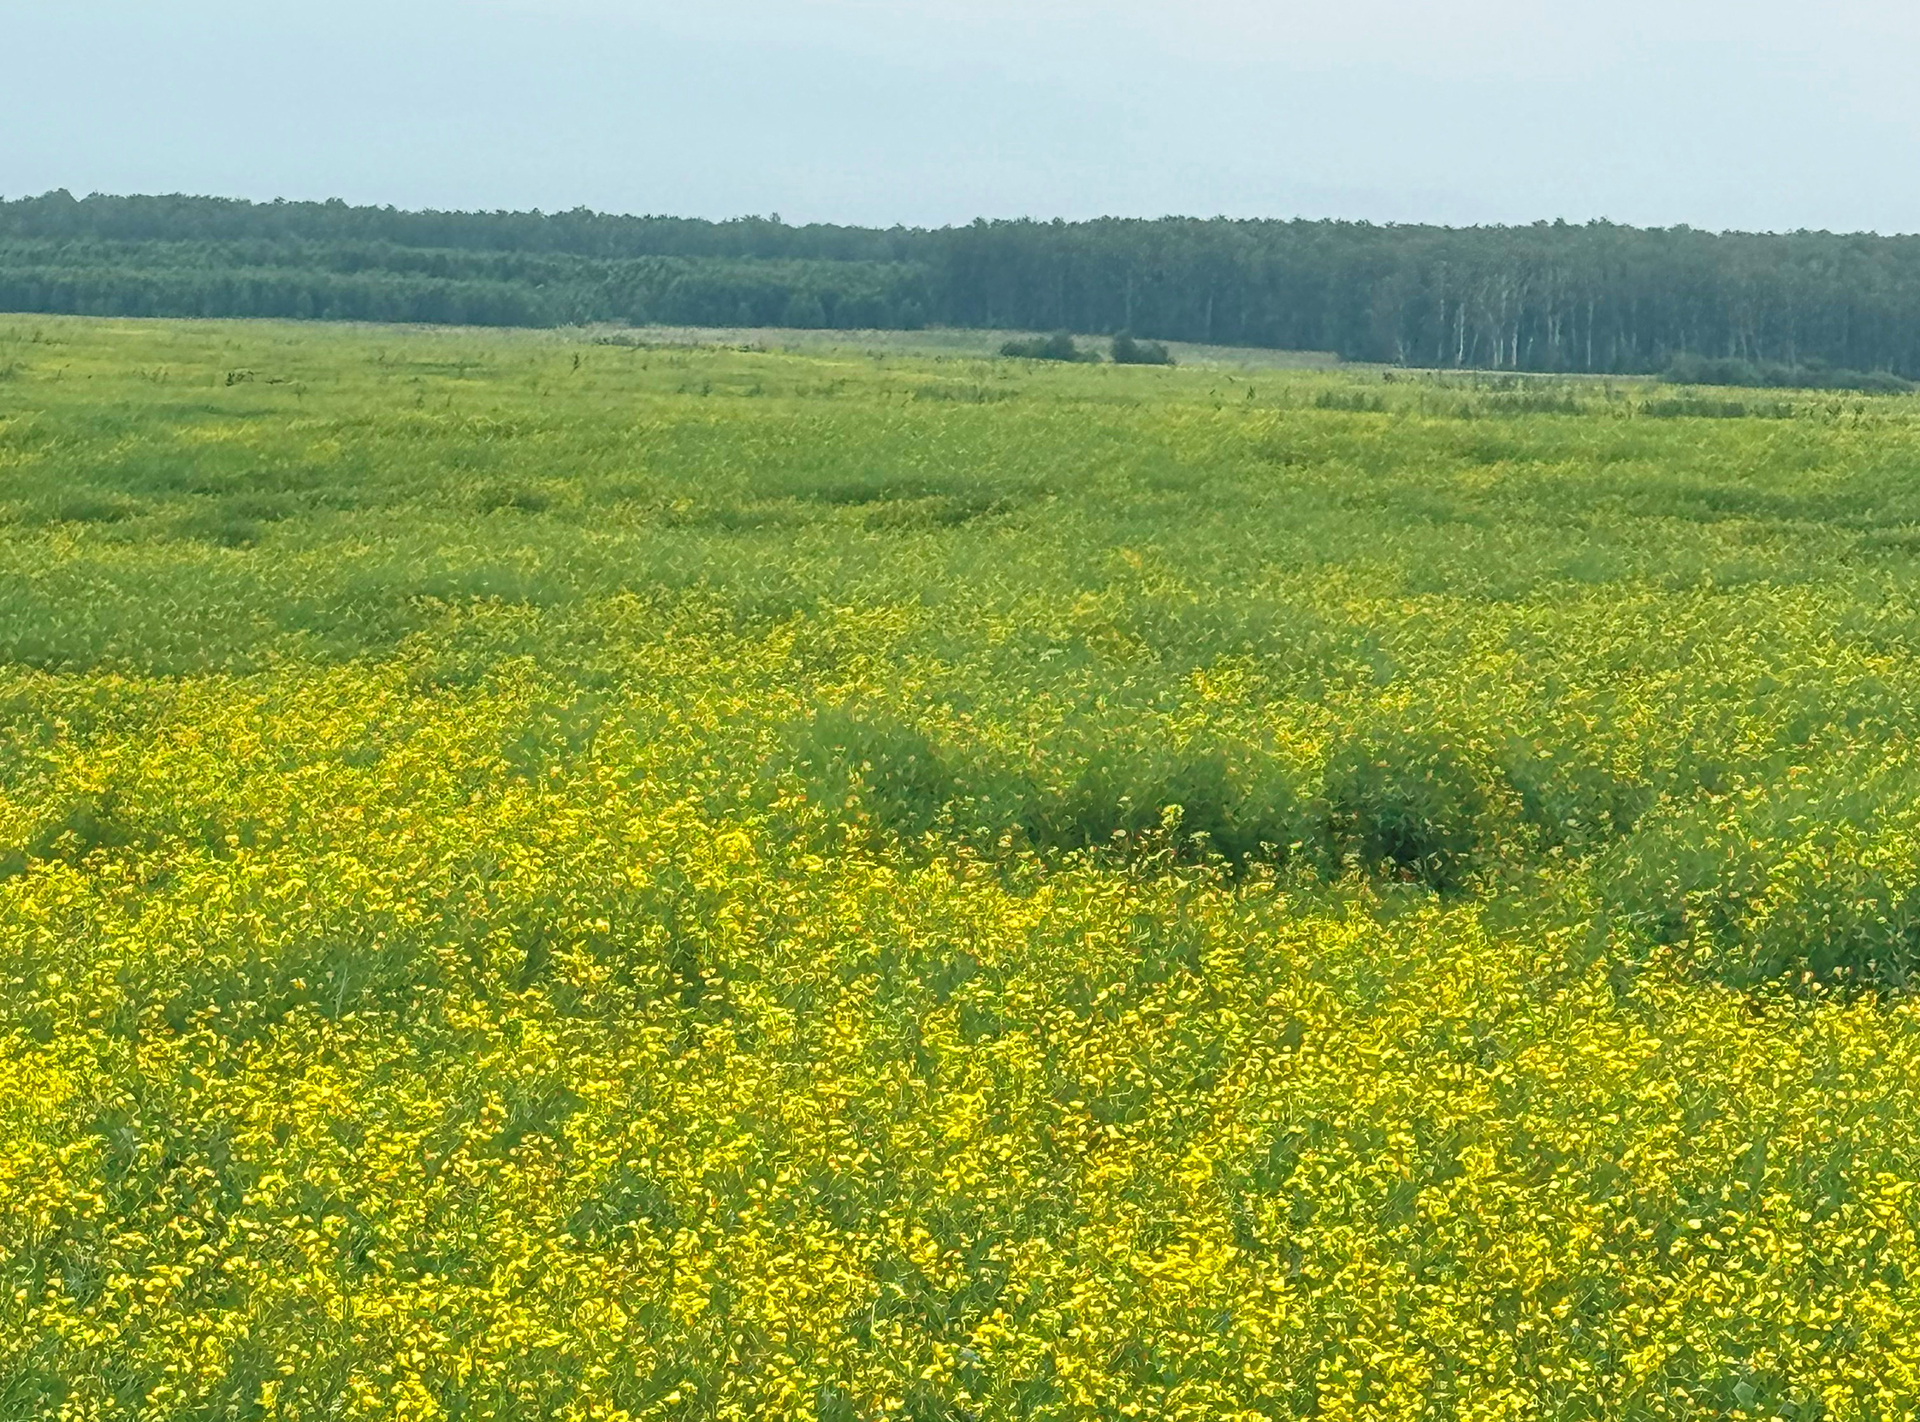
[11,0,1920,235]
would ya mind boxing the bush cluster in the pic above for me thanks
[1664,352,1914,394]
[998,331,1101,363]
[1110,332,1175,366]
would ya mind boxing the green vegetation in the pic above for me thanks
[10,192,1920,376]
[1664,352,1915,394]
[997,331,1098,363]
[1109,332,1174,366]
[10,317,1920,1417]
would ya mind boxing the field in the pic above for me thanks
[8,318,1920,1421]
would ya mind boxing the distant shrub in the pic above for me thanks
[1664,352,1912,394]
[1111,333,1174,366]
[1000,332,1098,363]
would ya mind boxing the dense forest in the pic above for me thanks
[6,190,1920,376]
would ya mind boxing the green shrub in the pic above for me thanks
[1111,333,1174,366]
[1664,353,1912,394]
[1000,332,1097,363]
[1325,731,1487,891]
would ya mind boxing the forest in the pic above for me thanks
[6,189,1920,376]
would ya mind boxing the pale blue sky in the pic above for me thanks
[11,0,1920,231]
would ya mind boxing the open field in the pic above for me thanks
[9,317,1920,1418]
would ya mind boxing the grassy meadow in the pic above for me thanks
[9,317,1920,1419]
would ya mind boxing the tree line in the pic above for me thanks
[6,191,1920,376]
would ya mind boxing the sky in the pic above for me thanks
[9,0,1920,232]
